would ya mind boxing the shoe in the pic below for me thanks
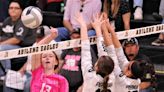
[0,75,5,80]
[134,7,143,20]
[151,39,164,46]
[152,12,163,21]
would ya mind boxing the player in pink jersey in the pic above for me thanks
[30,28,69,92]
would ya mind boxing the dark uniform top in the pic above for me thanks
[60,48,97,92]
[0,17,37,47]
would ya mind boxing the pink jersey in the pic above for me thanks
[31,66,69,92]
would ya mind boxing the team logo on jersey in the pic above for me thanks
[40,83,52,92]
[2,25,14,33]
[62,55,81,71]
[16,27,24,36]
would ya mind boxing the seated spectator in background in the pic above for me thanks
[122,38,156,92]
[55,0,102,42]
[122,38,150,62]
[102,0,131,32]
[133,0,143,20]
[0,0,37,91]
[59,29,97,92]
[152,0,164,46]
[0,0,37,77]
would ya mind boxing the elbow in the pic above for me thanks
[63,20,65,25]
[63,20,68,26]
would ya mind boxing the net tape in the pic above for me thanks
[0,24,164,60]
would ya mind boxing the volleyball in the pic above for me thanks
[21,6,43,29]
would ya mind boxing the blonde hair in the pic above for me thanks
[104,0,120,18]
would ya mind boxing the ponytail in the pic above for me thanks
[96,56,114,92]
[102,75,111,92]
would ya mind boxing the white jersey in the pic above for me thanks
[81,37,116,92]
[82,36,141,92]
[115,75,140,92]
[115,47,129,70]
[114,47,141,92]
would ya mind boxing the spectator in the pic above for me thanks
[0,0,36,78]
[151,0,164,46]
[55,0,102,42]
[59,28,97,92]
[102,0,130,32]
[0,0,37,91]
[122,38,150,62]
[30,27,69,92]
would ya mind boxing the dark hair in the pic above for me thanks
[130,61,144,79]
[105,0,120,18]
[96,56,114,91]
[130,60,155,82]
[70,28,80,36]
[101,75,111,92]
[9,0,24,10]
[52,51,59,70]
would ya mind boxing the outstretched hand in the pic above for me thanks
[101,13,115,34]
[91,13,104,30]
[75,12,88,40]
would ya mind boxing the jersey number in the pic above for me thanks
[40,83,52,92]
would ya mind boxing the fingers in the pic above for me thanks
[50,26,58,37]
[102,12,108,20]
[92,13,110,27]
[92,13,103,24]
[50,27,58,33]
